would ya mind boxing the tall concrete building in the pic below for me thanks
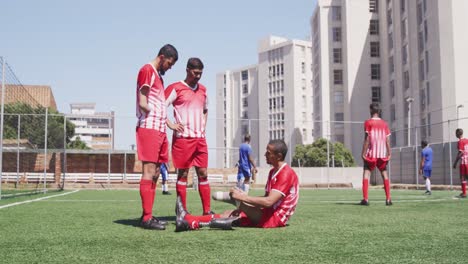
[311,0,468,162]
[67,103,114,150]
[216,36,313,168]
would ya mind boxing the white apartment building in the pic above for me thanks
[311,0,468,162]
[216,36,313,168]
[67,103,114,150]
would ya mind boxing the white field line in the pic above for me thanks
[39,199,139,202]
[0,190,80,210]
[300,198,459,204]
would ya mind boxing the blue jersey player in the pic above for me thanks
[419,140,433,195]
[237,134,257,194]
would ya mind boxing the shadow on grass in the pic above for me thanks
[114,216,177,227]
[335,202,369,206]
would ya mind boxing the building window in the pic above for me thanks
[280,64,284,75]
[388,32,393,50]
[332,6,341,21]
[426,81,431,105]
[242,84,248,94]
[370,42,380,57]
[241,70,248,80]
[419,60,425,81]
[242,111,248,119]
[390,80,395,98]
[302,95,307,108]
[372,86,381,102]
[403,71,410,90]
[333,27,342,42]
[390,104,396,121]
[428,112,432,137]
[242,98,248,107]
[371,64,381,80]
[334,70,343,84]
[417,2,423,25]
[335,113,344,128]
[425,51,429,74]
[333,48,342,63]
[418,31,424,53]
[389,56,394,74]
[301,62,306,74]
[370,20,379,35]
[281,96,284,108]
[424,20,428,42]
[420,88,426,111]
[400,0,405,13]
[334,91,344,104]
[401,18,407,40]
[369,0,379,13]
[387,9,393,26]
[402,44,408,65]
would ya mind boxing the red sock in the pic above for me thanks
[362,179,369,201]
[198,177,211,214]
[384,179,391,200]
[139,179,153,222]
[184,213,220,229]
[176,177,187,209]
[462,181,467,195]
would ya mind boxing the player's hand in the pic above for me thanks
[229,187,246,201]
[168,122,184,133]
[229,209,241,217]
[453,164,457,169]
[419,169,423,175]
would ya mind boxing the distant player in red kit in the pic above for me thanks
[135,44,178,230]
[165,58,213,215]
[453,128,468,198]
[360,103,392,206]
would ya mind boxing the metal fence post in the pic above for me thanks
[43,108,48,193]
[0,57,5,199]
[62,115,67,190]
[415,128,419,189]
[16,114,20,186]
[448,120,453,190]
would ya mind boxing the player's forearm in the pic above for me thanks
[239,195,276,208]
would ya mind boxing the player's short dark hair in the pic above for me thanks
[158,44,178,61]
[456,128,464,137]
[369,103,381,116]
[269,139,288,161]
[244,134,251,142]
[421,140,428,148]
[187,57,204,70]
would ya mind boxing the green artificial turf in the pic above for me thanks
[1,188,468,263]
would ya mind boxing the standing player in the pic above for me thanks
[135,44,178,230]
[453,128,468,198]
[419,140,433,195]
[237,134,257,194]
[175,139,299,232]
[360,103,392,206]
[160,163,171,195]
[165,58,213,215]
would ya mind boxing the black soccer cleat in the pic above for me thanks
[140,218,166,230]
[457,193,467,198]
[162,191,172,195]
[140,215,168,226]
[385,200,393,206]
[359,199,369,206]
[208,217,238,230]
[175,218,191,232]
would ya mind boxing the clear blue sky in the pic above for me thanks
[0,0,317,150]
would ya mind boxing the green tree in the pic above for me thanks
[67,136,90,150]
[2,103,81,149]
[292,138,356,167]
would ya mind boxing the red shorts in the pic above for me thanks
[237,208,285,228]
[364,157,388,172]
[136,127,168,163]
[461,164,468,177]
[172,137,208,169]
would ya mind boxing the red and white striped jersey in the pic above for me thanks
[136,64,167,132]
[364,118,391,159]
[165,81,208,138]
[265,163,299,226]
[458,138,468,165]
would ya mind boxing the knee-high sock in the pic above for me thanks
[426,178,431,192]
[362,179,369,201]
[140,179,153,222]
[462,181,467,195]
[384,179,391,200]
[176,177,188,209]
[198,177,211,214]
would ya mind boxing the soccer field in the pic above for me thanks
[1,188,468,263]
